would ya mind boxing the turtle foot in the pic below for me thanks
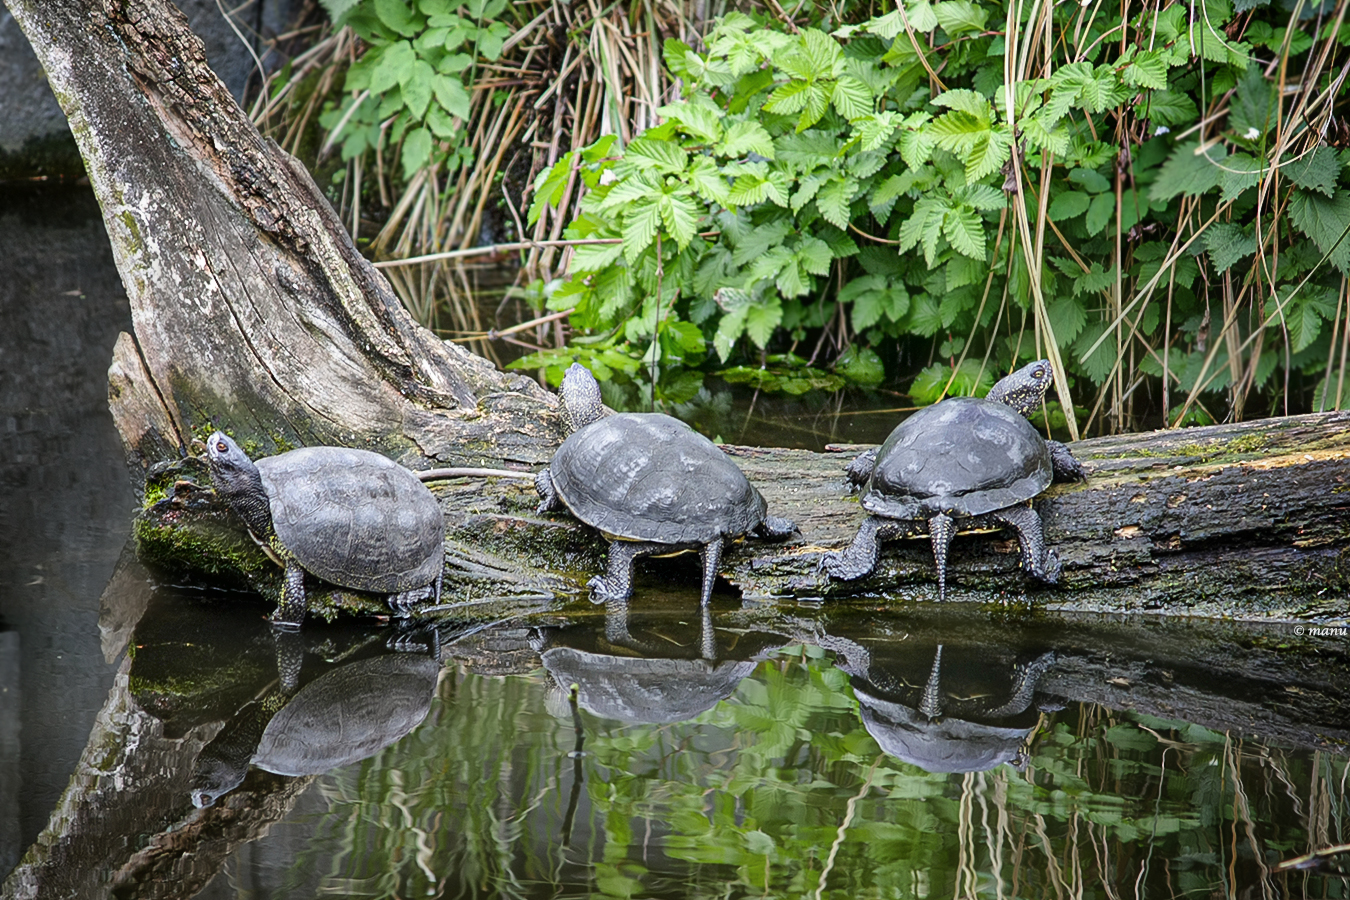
[1039,548,1062,585]
[587,575,631,603]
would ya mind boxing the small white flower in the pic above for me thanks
[599,169,617,186]
[1153,125,1170,136]
[1244,126,1261,140]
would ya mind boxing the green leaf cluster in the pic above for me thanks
[514,0,1350,420]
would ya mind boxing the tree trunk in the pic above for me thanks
[12,0,1349,616]
[8,0,561,476]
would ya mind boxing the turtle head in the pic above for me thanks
[985,360,1053,418]
[205,431,273,537]
[560,363,607,431]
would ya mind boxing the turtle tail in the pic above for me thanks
[928,513,956,602]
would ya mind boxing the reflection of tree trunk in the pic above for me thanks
[11,1,1350,612]
[8,0,558,476]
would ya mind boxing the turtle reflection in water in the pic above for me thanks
[536,364,796,606]
[535,600,789,726]
[816,632,1059,773]
[824,360,1086,600]
[189,628,442,808]
[205,432,445,628]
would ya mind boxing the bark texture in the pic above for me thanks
[8,0,560,476]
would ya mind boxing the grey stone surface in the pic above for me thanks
[0,0,297,168]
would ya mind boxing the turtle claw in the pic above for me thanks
[1041,548,1062,585]
[586,575,629,604]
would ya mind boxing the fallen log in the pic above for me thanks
[135,409,1350,619]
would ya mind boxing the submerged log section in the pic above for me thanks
[12,0,1349,616]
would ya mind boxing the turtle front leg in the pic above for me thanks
[697,537,724,607]
[535,468,563,513]
[845,448,879,490]
[755,515,797,541]
[992,504,1061,584]
[1047,440,1087,483]
[823,516,902,581]
[588,540,666,603]
[272,557,308,630]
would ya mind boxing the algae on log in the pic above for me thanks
[137,410,1350,619]
[7,0,560,475]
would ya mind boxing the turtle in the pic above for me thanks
[205,432,444,628]
[823,359,1086,599]
[535,363,796,606]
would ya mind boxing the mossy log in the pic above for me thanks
[135,409,1350,620]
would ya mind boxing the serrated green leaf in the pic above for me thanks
[569,241,625,273]
[719,120,774,158]
[1288,189,1350,273]
[1047,296,1087,343]
[1021,113,1070,156]
[1266,293,1323,353]
[932,88,992,119]
[933,0,988,35]
[371,41,416,94]
[1122,50,1170,90]
[797,82,833,132]
[1142,90,1198,126]
[401,60,434,118]
[401,126,433,180]
[433,74,471,119]
[375,0,421,36]
[686,156,731,205]
[1150,141,1227,202]
[908,293,943,335]
[1074,322,1116,383]
[1285,146,1341,197]
[851,289,885,331]
[660,193,701,249]
[816,178,859,228]
[943,205,985,260]
[1218,152,1266,203]
[964,128,1013,182]
[832,76,873,120]
[904,0,939,32]
[625,138,688,175]
[1203,222,1256,272]
[898,128,935,168]
[657,98,724,143]
[796,236,833,275]
[745,298,784,347]
[1049,190,1090,219]
[622,200,662,263]
[728,174,769,206]
[765,79,812,115]
[1085,191,1114,236]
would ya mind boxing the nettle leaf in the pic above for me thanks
[657,98,723,143]
[817,178,860,228]
[718,120,774,158]
[1285,146,1341,197]
[625,138,688,175]
[1073,323,1117,383]
[933,0,988,35]
[943,205,985,260]
[1073,261,1115,296]
[1289,188,1350,273]
[1229,66,1272,142]
[1150,141,1227,202]
[832,76,873,120]
[1203,222,1256,272]
[1049,190,1090,219]
[1048,296,1088,343]
[1218,152,1266,203]
[1142,90,1198,126]
[1122,49,1170,90]
[1265,290,1323,353]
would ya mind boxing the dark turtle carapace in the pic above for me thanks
[535,364,795,606]
[824,360,1086,599]
[206,432,444,627]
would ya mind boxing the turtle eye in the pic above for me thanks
[216,440,228,453]
[1034,367,1046,379]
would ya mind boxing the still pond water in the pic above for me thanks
[3,187,1349,900]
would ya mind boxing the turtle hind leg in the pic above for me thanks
[588,540,665,603]
[992,505,1061,584]
[928,513,957,602]
[823,516,902,582]
[535,469,563,514]
[697,537,724,607]
[271,557,308,630]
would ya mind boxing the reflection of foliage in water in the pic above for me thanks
[291,649,1350,899]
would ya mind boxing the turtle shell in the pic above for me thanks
[862,397,1052,520]
[549,413,767,544]
[257,447,443,593]
[253,653,440,776]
